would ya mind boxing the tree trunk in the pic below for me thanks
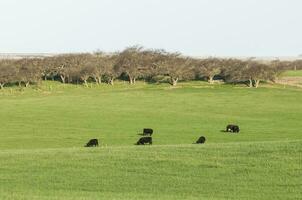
[0,83,4,89]
[60,75,65,83]
[254,80,260,88]
[129,77,136,85]
[109,78,114,85]
[294,65,297,71]
[18,81,22,87]
[25,82,30,87]
[129,75,133,84]
[44,76,47,81]
[248,78,253,88]
[171,78,178,86]
[83,80,88,87]
[208,76,214,84]
[94,77,102,84]
[94,76,101,84]
[94,77,99,84]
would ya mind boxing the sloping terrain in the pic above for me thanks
[0,81,301,199]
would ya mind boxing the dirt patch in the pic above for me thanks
[275,77,302,88]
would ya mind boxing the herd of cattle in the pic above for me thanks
[85,124,240,147]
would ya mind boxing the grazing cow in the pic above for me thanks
[136,137,152,145]
[226,124,240,133]
[196,136,206,144]
[143,128,153,136]
[85,139,99,147]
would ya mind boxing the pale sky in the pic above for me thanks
[0,0,301,56]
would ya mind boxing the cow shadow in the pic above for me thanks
[220,130,228,133]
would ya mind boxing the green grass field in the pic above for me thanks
[282,70,302,77]
[0,81,302,199]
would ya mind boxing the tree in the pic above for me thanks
[53,55,69,83]
[103,54,119,85]
[269,60,287,82]
[156,52,194,86]
[195,58,223,84]
[79,64,96,87]
[221,59,248,85]
[0,60,17,89]
[40,57,59,81]
[223,59,278,88]
[291,60,302,71]
[53,54,90,84]
[15,58,42,87]
[55,54,76,84]
[72,54,95,86]
[246,62,269,88]
[91,53,106,84]
[116,46,148,84]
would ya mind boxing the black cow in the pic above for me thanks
[143,128,153,136]
[85,139,99,147]
[196,136,206,144]
[136,137,152,145]
[226,124,240,133]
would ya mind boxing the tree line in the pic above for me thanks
[0,46,301,89]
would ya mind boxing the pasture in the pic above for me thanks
[0,81,301,199]
[282,70,302,77]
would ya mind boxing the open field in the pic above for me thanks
[277,70,302,87]
[0,141,301,200]
[0,81,302,199]
[282,70,302,77]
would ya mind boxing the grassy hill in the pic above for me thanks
[0,81,301,199]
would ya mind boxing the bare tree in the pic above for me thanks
[195,58,222,84]
[91,53,106,84]
[15,58,42,87]
[116,46,148,84]
[247,62,269,88]
[103,54,119,85]
[222,59,282,88]
[41,57,59,81]
[54,54,89,83]
[157,52,194,86]
[290,60,302,71]
[269,60,287,82]
[221,59,248,85]
[79,64,95,87]
[0,60,17,89]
